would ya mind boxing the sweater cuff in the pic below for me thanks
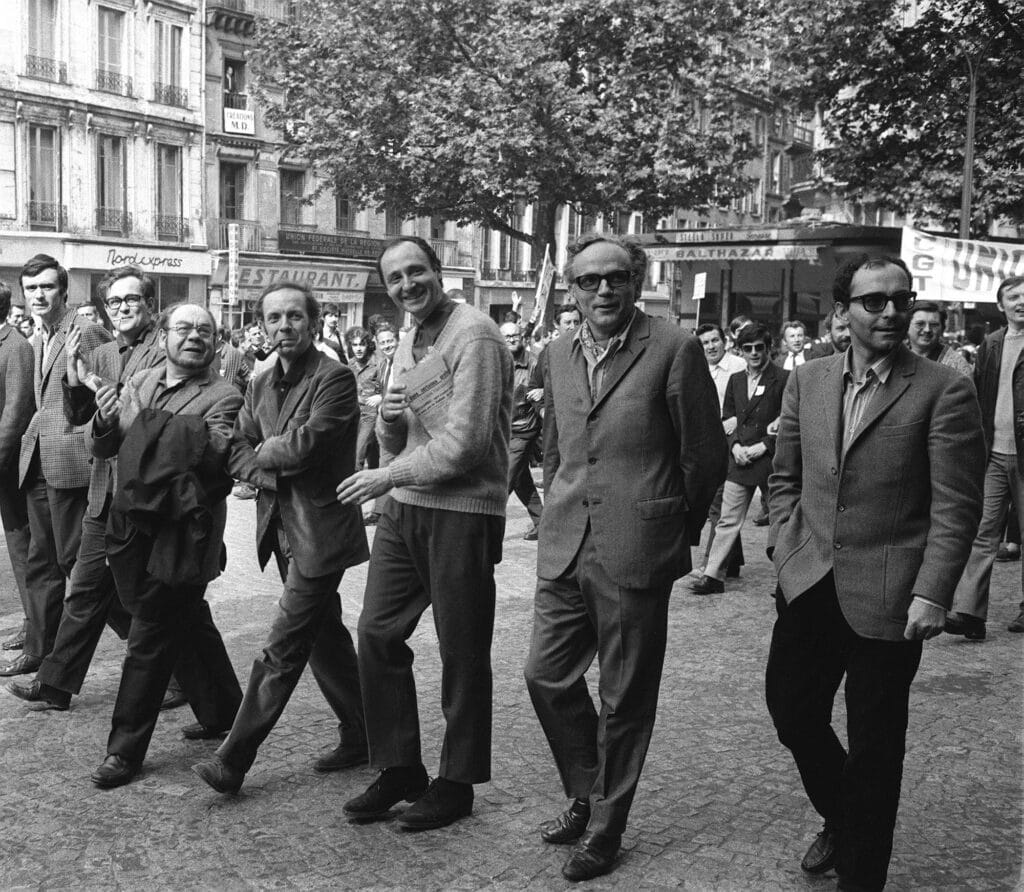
[387,456,417,488]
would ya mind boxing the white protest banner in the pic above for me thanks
[901,227,1024,304]
[692,272,707,301]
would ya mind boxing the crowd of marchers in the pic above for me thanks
[0,238,1020,891]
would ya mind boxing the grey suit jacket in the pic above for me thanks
[19,308,112,488]
[229,348,369,579]
[0,324,35,474]
[768,345,986,640]
[538,312,727,589]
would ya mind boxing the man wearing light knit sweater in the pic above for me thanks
[337,236,513,830]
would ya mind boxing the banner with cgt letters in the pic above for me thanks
[901,227,1024,304]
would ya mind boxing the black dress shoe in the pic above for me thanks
[800,827,838,874]
[343,765,429,819]
[6,678,70,711]
[314,739,369,773]
[753,514,770,526]
[398,777,473,830]
[690,575,725,595]
[540,798,591,844]
[1,629,25,651]
[92,754,140,789]
[192,757,244,794]
[944,612,986,641]
[562,831,621,882]
[725,566,741,579]
[160,688,188,711]
[182,722,230,741]
[363,513,380,526]
[0,653,42,677]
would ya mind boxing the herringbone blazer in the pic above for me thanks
[0,324,35,474]
[19,308,113,489]
[768,345,986,640]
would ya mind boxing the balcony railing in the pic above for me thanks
[480,267,537,283]
[95,69,133,97]
[95,207,132,237]
[429,238,459,267]
[25,55,68,84]
[223,90,249,110]
[210,218,263,251]
[154,82,188,108]
[792,124,815,148]
[155,215,191,243]
[209,0,293,19]
[28,201,66,231]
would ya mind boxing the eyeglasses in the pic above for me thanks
[169,323,215,339]
[740,342,767,354]
[850,290,916,313]
[106,295,144,310]
[573,270,633,292]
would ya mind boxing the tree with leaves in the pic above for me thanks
[252,0,773,261]
[764,0,1024,236]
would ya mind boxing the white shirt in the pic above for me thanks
[708,352,746,410]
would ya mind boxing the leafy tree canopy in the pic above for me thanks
[252,0,774,253]
[763,0,1024,235]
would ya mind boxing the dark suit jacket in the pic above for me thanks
[722,362,787,489]
[87,365,242,584]
[229,348,369,579]
[806,340,839,361]
[774,345,813,370]
[972,327,1024,469]
[19,309,112,488]
[538,312,727,589]
[768,345,985,641]
[0,324,34,474]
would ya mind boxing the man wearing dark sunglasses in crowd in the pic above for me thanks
[766,254,985,891]
[524,232,725,882]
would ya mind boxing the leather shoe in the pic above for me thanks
[398,777,473,830]
[753,514,770,526]
[996,543,1020,562]
[1008,611,1024,633]
[944,612,986,641]
[343,765,429,819]
[6,678,70,711]
[562,831,620,882]
[800,827,838,874]
[182,722,229,740]
[160,688,188,711]
[363,513,380,526]
[540,798,591,844]
[523,526,539,541]
[192,757,244,794]
[690,574,725,595]
[1,628,25,651]
[92,754,140,789]
[0,653,42,677]
[314,739,369,773]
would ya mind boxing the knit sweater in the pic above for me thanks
[377,302,513,516]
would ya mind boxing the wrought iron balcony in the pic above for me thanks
[154,83,188,108]
[155,215,191,243]
[210,217,262,251]
[95,207,132,237]
[480,267,537,283]
[28,201,66,231]
[223,91,249,110]
[429,238,459,267]
[25,55,68,84]
[95,70,133,97]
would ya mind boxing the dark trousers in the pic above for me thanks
[106,526,241,763]
[23,476,88,660]
[37,500,131,695]
[508,434,542,526]
[0,470,30,614]
[765,573,922,891]
[217,526,364,773]
[524,529,672,838]
[358,501,502,784]
[356,415,379,470]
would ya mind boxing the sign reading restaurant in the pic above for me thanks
[212,258,370,304]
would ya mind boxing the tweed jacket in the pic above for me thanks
[768,345,985,641]
[0,324,35,474]
[86,364,243,583]
[722,362,787,489]
[18,308,112,489]
[229,348,369,579]
[538,311,727,589]
[63,323,165,518]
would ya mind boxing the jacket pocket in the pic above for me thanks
[637,494,688,519]
[883,545,925,615]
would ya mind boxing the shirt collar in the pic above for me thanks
[271,342,317,387]
[842,346,895,385]
[573,309,637,359]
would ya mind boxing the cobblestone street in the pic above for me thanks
[0,495,1020,890]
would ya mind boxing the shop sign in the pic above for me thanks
[224,108,255,135]
[278,228,384,260]
[645,244,822,263]
[64,243,212,277]
[901,227,1024,304]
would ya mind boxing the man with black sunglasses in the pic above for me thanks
[524,232,725,882]
[766,254,985,891]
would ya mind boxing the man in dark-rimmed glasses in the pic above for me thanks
[524,232,725,882]
[766,253,985,891]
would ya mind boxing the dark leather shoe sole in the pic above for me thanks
[314,748,369,773]
[0,656,42,677]
[343,774,429,819]
[1,635,25,651]
[192,760,244,794]
[6,680,70,711]
[397,798,472,830]
[690,577,725,595]
[562,840,619,882]
[92,759,140,789]
[800,832,838,874]
[182,723,230,741]
[540,802,591,844]
[160,691,188,711]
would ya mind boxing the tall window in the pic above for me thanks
[27,0,59,80]
[223,61,246,109]
[429,215,445,240]
[28,125,59,227]
[0,124,15,219]
[97,7,129,95]
[279,169,305,225]
[155,144,183,240]
[219,162,246,219]
[384,204,401,236]
[96,134,128,234]
[336,194,356,231]
[154,21,185,107]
